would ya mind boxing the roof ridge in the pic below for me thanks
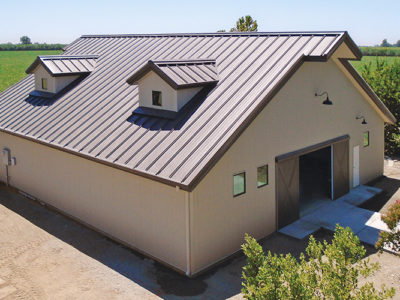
[80,31,346,39]
[38,54,99,59]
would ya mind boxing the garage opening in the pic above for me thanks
[299,146,331,216]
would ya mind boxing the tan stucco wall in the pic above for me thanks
[0,133,188,272]
[190,58,385,273]
[138,71,201,112]
[138,71,177,111]
[33,65,78,93]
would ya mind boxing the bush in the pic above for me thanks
[360,59,400,156]
[360,47,400,57]
[376,200,400,254]
[0,43,65,51]
[241,225,395,299]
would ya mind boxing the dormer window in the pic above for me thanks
[152,91,162,106]
[41,78,47,90]
[26,55,99,98]
[127,59,219,119]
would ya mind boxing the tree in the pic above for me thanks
[241,225,395,299]
[20,36,31,45]
[230,15,258,32]
[380,39,392,47]
[376,200,400,254]
[361,59,400,155]
[394,40,400,47]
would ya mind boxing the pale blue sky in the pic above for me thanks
[2,0,399,46]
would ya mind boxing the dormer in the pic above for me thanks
[26,55,98,98]
[126,59,218,118]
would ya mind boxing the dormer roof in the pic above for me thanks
[126,59,219,89]
[26,55,99,76]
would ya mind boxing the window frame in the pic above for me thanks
[257,164,268,188]
[41,78,47,90]
[152,90,162,106]
[233,172,246,197]
[363,131,370,147]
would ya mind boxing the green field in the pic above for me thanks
[351,55,400,73]
[1,50,400,94]
[0,50,61,92]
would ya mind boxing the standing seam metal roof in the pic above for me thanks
[26,55,99,76]
[127,59,219,89]
[0,31,376,190]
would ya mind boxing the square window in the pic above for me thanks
[152,91,162,106]
[41,78,47,90]
[257,165,268,187]
[363,131,369,147]
[233,172,246,197]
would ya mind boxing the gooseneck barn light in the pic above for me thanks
[356,115,367,124]
[314,91,333,105]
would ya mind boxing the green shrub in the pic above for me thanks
[241,225,395,299]
[360,47,400,57]
[360,58,400,156]
[0,43,65,51]
[376,200,400,254]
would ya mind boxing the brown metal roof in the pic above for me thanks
[127,59,219,89]
[0,31,388,190]
[26,55,99,76]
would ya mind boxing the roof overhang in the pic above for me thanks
[126,59,219,90]
[26,55,99,77]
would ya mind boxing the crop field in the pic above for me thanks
[350,55,400,73]
[0,50,61,92]
[0,50,399,94]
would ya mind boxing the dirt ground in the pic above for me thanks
[0,162,399,299]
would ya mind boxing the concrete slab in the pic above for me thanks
[357,226,381,245]
[279,185,387,246]
[278,219,321,239]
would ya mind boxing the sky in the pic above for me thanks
[1,0,399,46]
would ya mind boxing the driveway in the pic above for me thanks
[0,161,399,299]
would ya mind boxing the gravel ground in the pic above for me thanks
[0,161,399,299]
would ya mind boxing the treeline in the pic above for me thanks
[0,43,66,51]
[360,46,400,57]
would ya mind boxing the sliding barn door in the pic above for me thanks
[332,140,349,199]
[276,157,299,229]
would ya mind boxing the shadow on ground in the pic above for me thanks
[0,181,385,299]
[0,184,242,299]
[363,175,400,213]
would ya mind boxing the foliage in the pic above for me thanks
[360,58,400,155]
[230,15,258,32]
[20,36,31,45]
[360,47,400,57]
[351,56,400,73]
[0,50,61,92]
[0,43,65,51]
[241,225,395,299]
[376,200,400,254]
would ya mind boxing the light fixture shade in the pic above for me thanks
[322,96,333,105]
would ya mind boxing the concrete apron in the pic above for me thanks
[279,185,389,246]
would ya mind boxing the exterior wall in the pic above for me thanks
[0,132,188,272]
[190,58,385,274]
[138,71,201,112]
[138,71,178,111]
[34,65,56,93]
[33,65,79,94]
[177,87,202,110]
[54,75,79,93]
